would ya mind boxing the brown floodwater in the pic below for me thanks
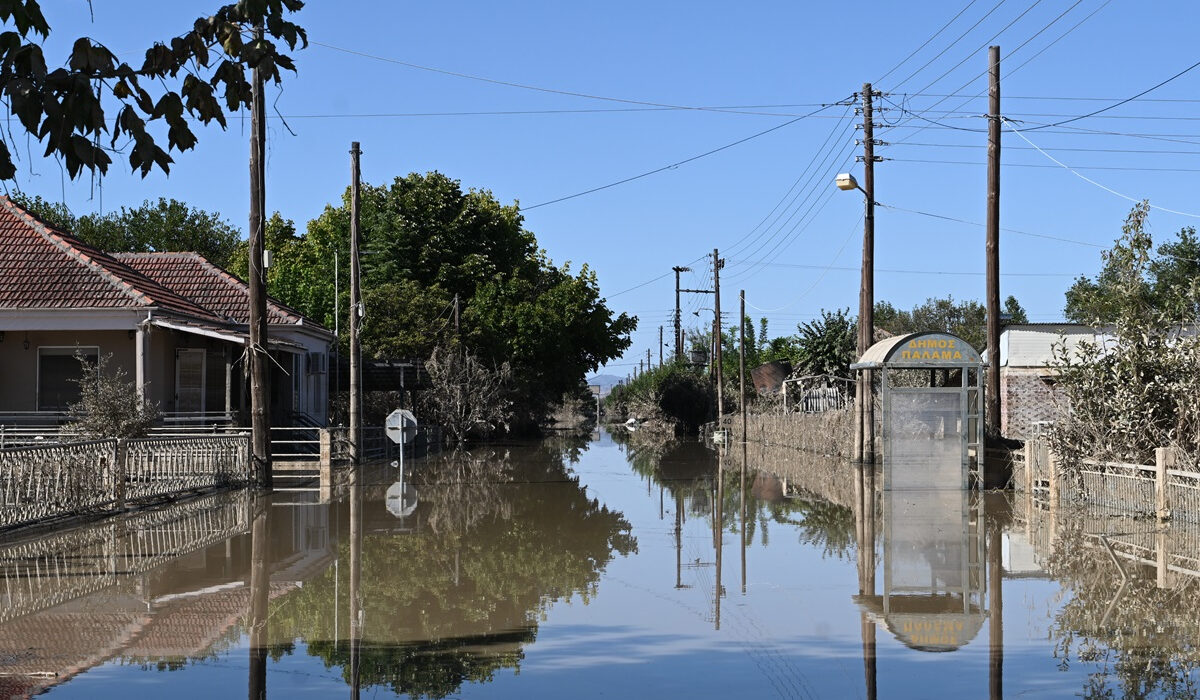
[1,429,1197,699]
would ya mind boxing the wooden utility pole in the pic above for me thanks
[713,249,724,420]
[453,293,460,336]
[672,266,689,361]
[247,24,271,488]
[647,347,652,372]
[985,45,1002,440]
[659,326,663,366]
[739,290,747,442]
[856,83,879,465]
[348,142,363,464]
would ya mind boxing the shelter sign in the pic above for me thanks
[894,334,978,364]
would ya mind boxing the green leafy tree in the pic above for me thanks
[1064,225,1200,324]
[1004,295,1029,324]
[262,172,636,428]
[14,194,242,267]
[874,295,991,350]
[0,0,305,179]
[794,308,857,378]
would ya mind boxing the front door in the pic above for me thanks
[175,348,206,414]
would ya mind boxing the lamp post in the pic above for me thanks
[837,171,875,466]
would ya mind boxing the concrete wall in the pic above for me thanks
[0,330,135,413]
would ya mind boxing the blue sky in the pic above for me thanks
[13,1,1200,376]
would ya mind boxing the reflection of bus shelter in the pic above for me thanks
[850,332,984,490]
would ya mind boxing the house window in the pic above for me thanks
[38,346,99,411]
[306,351,327,374]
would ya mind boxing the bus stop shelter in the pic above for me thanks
[850,332,984,490]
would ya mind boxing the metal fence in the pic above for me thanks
[1076,459,1158,516]
[0,435,251,530]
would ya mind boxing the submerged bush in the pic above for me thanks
[605,361,714,435]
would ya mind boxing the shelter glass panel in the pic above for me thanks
[887,390,964,490]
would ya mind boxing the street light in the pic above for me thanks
[837,171,875,466]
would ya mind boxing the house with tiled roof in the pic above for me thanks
[0,196,333,426]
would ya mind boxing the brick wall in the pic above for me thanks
[1001,367,1066,440]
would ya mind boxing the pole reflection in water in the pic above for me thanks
[855,462,877,700]
[247,497,269,700]
[740,440,747,595]
[714,443,724,631]
[348,467,363,700]
[986,494,1005,700]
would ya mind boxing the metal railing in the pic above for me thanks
[0,435,251,529]
[1076,458,1158,516]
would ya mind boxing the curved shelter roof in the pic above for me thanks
[851,331,983,370]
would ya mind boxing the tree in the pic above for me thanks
[65,352,159,439]
[0,0,305,179]
[264,172,636,428]
[1004,295,1028,324]
[1064,224,1200,324]
[13,193,242,267]
[793,308,857,378]
[1049,202,1200,467]
[420,344,513,445]
[874,295,990,350]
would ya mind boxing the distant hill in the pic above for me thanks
[586,374,624,397]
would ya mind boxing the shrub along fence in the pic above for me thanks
[1020,435,1200,523]
[0,435,251,530]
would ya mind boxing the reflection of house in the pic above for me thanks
[996,323,1098,439]
[0,197,332,425]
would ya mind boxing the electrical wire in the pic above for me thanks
[311,39,832,118]
[524,101,851,210]
[874,0,982,85]
[1002,117,1200,219]
[888,157,1200,173]
[889,0,1011,92]
[743,215,862,314]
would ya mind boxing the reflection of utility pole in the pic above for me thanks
[988,505,1003,700]
[714,445,724,631]
[247,498,269,699]
[674,491,685,590]
[740,440,747,594]
[349,469,363,700]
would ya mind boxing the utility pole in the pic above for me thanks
[453,293,460,336]
[349,142,363,465]
[713,248,724,420]
[739,290,747,443]
[647,347,652,373]
[855,83,881,466]
[659,326,663,366]
[672,266,690,361]
[985,45,1002,440]
[247,23,271,488]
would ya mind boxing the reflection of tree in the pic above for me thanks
[1046,516,1200,699]
[269,443,636,699]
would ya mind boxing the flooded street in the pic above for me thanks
[2,431,1195,699]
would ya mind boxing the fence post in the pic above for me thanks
[1155,446,1173,522]
[319,428,333,468]
[113,438,127,510]
[1023,438,1033,494]
[1048,447,1060,507]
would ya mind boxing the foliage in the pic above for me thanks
[1048,203,1200,467]
[14,194,242,267]
[261,172,635,429]
[1064,224,1200,324]
[420,344,513,445]
[874,295,990,349]
[1005,295,1029,324]
[0,0,305,179]
[267,444,636,698]
[793,308,857,378]
[65,352,159,439]
[605,360,714,435]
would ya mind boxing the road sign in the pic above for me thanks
[385,481,417,518]
[385,408,418,445]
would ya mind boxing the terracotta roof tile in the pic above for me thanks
[113,252,325,329]
[0,197,222,321]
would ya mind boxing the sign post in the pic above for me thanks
[385,408,418,477]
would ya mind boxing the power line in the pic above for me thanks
[889,157,1200,173]
[1002,118,1200,218]
[891,141,1200,155]
[524,101,851,210]
[1021,58,1200,132]
[888,0,1011,92]
[312,39,840,118]
[875,0,983,85]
